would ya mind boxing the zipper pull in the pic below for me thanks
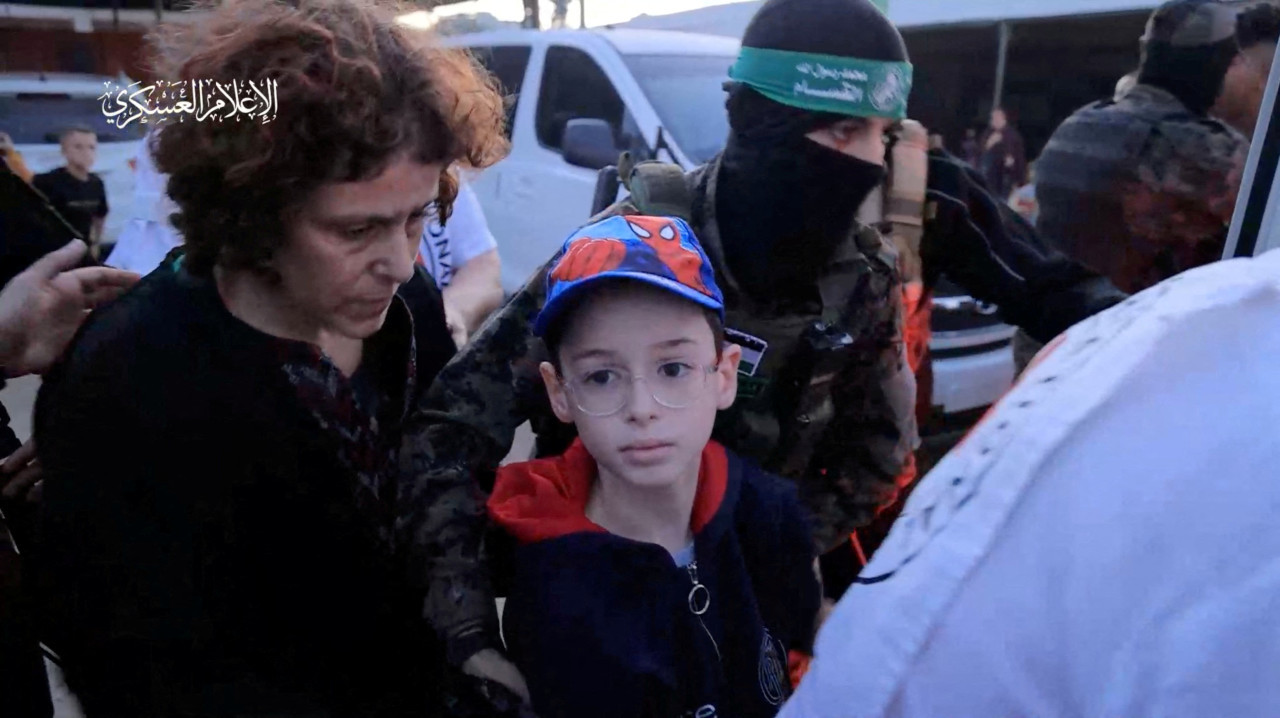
[687,560,711,615]
[686,560,721,660]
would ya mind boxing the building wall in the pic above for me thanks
[0,27,150,78]
[903,11,1149,159]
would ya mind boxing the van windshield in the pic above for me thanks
[622,54,734,166]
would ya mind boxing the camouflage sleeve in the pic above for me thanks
[804,246,918,552]
[1127,121,1248,249]
[397,266,554,666]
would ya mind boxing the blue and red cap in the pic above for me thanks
[534,215,724,337]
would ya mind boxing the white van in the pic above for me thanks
[446,28,1015,418]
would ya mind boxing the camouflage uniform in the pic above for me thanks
[402,154,916,564]
[1035,1,1249,295]
[1036,84,1246,294]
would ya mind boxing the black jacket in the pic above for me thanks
[490,441,821,718]
[1,158,80,288]
[923,150,1129,343]
[33,259,462,717]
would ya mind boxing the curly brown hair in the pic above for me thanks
[147,0,508,277]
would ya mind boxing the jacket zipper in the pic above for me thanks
[686,560,721,661]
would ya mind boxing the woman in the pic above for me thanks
[33,0,524,715]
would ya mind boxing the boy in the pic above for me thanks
[488,215,822,718]
[33,126,108,259]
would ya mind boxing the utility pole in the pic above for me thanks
[992,21,1011,112]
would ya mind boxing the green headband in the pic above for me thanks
[729,47,913,120]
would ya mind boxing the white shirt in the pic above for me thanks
[417,182,496,289]
[782,249,1280,718]
[105,128,183,275]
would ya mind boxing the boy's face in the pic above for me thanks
[61,131,98,172]
[540,285,741,491]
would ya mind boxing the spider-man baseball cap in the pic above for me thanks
[534,215,724,337]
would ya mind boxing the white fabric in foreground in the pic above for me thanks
[782,249,1280,718]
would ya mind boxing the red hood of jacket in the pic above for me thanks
[488,439,729,544]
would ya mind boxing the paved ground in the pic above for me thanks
[1,375,39,443]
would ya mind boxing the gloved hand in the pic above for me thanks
[921,150,1128,343]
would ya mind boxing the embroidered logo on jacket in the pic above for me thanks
[758,631,789,705]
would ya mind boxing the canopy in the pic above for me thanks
[620,0,1163,35]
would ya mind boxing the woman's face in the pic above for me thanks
[274,155,442,341]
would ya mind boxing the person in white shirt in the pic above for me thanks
[104,127,182,275]
[781,248,1280,718]
[416,179,503,347]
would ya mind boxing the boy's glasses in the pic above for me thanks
[560,362,719,417]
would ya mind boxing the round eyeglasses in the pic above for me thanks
[560,362,719,417]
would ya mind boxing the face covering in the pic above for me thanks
[716,131,886,298]
[1138,38,1239,116]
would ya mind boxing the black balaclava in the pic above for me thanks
[1137,0,1242,116]
[717,0,909,299]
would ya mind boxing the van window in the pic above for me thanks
[0,94,146,144]
[469,45,532,139]
[622,54,734,166]
[536,46,635,154]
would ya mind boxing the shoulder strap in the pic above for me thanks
[617,151,694,223]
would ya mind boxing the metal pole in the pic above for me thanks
[580,0,586,29]
[155,0,163,23]
[992,21,1010,111]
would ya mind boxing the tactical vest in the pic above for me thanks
[616,144,925,486]
[1035,87,1209,292]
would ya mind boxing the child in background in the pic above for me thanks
[488,215,821,718]
[33,126,108,259]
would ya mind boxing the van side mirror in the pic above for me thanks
[562,118,619,171]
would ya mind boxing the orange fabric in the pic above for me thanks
[890,283,930,492]
[895,451,918,492]
[1,148,33,184]
[788,650,812,690]
[488,439,730,544]
[902,282,931,374]
[848,531,868,565]
[853,283,930,537]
